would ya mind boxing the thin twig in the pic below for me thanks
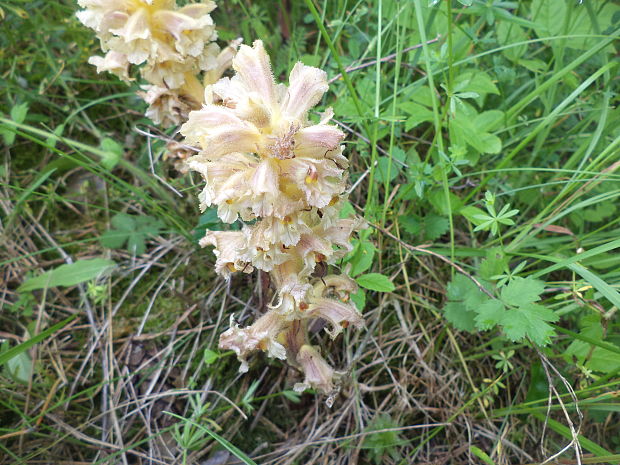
[328,36,441,84]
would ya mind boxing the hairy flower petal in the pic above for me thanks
[307,298,364,339]
[232,40,276,111]
[219,311,288,373]
[294,345,341,397]
[284,63,328,121]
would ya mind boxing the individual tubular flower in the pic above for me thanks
[294,345,342,399]
[186,40,365,399]
[305,275,364,339]
[219,312,288,373]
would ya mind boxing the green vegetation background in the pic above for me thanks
[1,0,619,464]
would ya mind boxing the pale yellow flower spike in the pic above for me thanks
[186,40,365,401]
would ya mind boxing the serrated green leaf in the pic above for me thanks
[375,156,400,184]
[100,230,129,249]
[501,303,558,345]
[101,213,163,255]
[479,248,509,280]
[424,214,449,241]
[111,213,135,231]
[501,277,545,307]
[447,274,475,301]
[474,300,506,330]
[443,302,477,332]
[355,273,395,292]
[18,259,116,292]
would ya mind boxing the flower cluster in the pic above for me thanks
[183,40,364,399]
[77,0,239,126]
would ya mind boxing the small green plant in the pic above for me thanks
[361,414,404,464]
[443,274,559,346]
[473,191,519,238]
[100,213,164,255]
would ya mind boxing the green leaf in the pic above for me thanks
[3,347,32,384]
[470,446,496,465]
[500,277,545,307]
[443,302,477,332]
[563,315,620,373]
[428,189,463,216]
[203,349,220,365]
[18,259,116,292]
[1,102,29,145]
[355,273,395,292]
[348,241,377,277]
[474,300,506,331]
[100,213,164,255]
[401,103,435,130]
[451,112,502,155]
[45,123,65,149]
[479,248,509,280]
[350,288,366,311]
[459,206,487,226]
[453,70,499,96]
[444,275,490,332]
[99,137,123,170]
[423,214,449,241]
[531,0,567,40]
[475,110,505,133]
[282,390,301,403]
[0,315,77,367]
[375,156,400,184]
[501,304,558,345]
[497,21,527,62]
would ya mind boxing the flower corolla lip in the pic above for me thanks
[88,51,132,82]
[200,230,252,276]
[306,298,364,339]
[139,84,195,127]
[294,345,341,396]
[219,311,288,373]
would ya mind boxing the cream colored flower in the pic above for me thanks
[182,40,347,220]
[139,84,196,127]
[199,230,252,277]
[294,345,341,396]
[88,50,132,82]
[77,0,219,88]
[220,311,288,373]
[305,275,364,339]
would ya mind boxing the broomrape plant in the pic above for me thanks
[77,1,364,401]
